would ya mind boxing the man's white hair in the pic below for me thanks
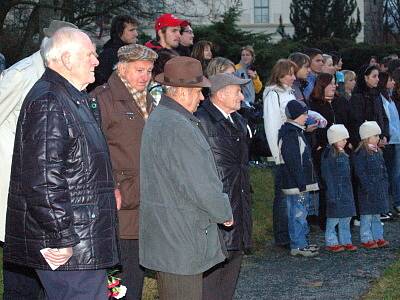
[41,27,86,66]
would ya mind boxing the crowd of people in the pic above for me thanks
[0,11,399,300]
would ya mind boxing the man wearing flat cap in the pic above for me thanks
[0,19,77,299]
[90,43,158,300]
[139,56,233,300]
[195,73,252,300]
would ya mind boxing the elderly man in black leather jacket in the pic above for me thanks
[3,28,119,299]
[195,73,252,300]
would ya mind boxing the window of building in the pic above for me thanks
[254,0,269,23]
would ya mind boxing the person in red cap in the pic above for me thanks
[145,13,189,51]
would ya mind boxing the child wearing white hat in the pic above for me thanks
[353,121,390,249]
[321,124,357,252]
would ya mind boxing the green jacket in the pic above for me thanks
[139,95,233,275]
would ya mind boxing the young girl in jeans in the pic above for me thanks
[353,121,390,249]
[321,124,357,252]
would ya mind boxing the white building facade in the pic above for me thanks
[174,0,365,42]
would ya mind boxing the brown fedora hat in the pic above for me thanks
[155,56,211,88]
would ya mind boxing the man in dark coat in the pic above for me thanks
[3,28,119,299]
[176,22,194,56]
[195,73,252,300]
[91,44,158,300]
[140,57,233,300]
[88,15,138,91]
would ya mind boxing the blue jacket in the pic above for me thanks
[321,146,356,218]
[278,122,319,195]
[353,147,390,215]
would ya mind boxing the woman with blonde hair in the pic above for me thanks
[235,45,263,106]
[341,70,356,100]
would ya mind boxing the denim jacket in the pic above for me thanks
[321,146,356,218]
[353,147,390,215]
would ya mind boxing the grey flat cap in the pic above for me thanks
[43,20,78,37]
[209,73,250,94]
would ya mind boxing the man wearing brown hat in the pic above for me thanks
[90,43,158,300]
[139,56,233,300]
[195,73,252,300]
[0,19,77,299]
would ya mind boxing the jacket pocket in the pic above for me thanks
[113,169,139,210]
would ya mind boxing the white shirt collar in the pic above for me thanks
[212,103,231,119]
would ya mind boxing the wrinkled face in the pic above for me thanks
[241,50,253,65]
[367,134,380,145]
[160,26,181,49]
[335,138,347,150]
[118,60,154,92]
[182,87,204,113]
[120,23,138,44]
[324,78,337,99]
[365,69,379,88]
[216,85,244,113]
[68,34,99,90]
[296,63,310,80]
[310,54,324,74]
[345,76,356,92]
[280,68,296,87]
[180,25,194,46]
[203,45,213,60]
[386,76,395,90]
[294,113,308,126]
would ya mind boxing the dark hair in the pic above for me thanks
[303,48,323,60]
[329,51,341,66]
[354,64,380,93]
[388,59,400,75]
[381,56,392,68]
[378,72,391,100]
[156,27,167,42]
[152,49,179,78]
[310,73,334,101]
[179,22,192,34]
[288,52,310,72]
[110,15,138,41]
[191,40,213,60]
[369,55,378,64]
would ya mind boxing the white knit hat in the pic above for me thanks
[359,121,381,140]
[327,124,349,145]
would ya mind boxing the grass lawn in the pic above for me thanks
[0,167,399,299]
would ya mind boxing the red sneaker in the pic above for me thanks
[326,245,345,252]
[361,241,378,249]
[343,244,358,251]
[376,239,389,248]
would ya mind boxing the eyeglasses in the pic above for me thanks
[183,30,194,34]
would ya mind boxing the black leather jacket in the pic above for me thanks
[195,100,252,251]
[4,68,119,270]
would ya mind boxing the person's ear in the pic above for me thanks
[61,52,72,71]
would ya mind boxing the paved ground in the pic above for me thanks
[235,218,400,300]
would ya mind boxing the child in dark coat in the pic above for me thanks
[353,121,390,249]
[321,124,357,253]
[278,100,320,257]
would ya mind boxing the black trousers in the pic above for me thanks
[119,239,145,300]
[202,251,243,300]
[3,261,43,300]
[157,271,202,300]
[35,269,108,300]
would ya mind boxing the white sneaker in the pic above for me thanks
[290,247,319,257]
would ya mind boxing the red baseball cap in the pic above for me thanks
[155,13,189,32]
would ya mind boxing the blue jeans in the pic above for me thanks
[383,144,400,207]
[325,217,352,246]
[285,193,310,249]
[360,214,383,243]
